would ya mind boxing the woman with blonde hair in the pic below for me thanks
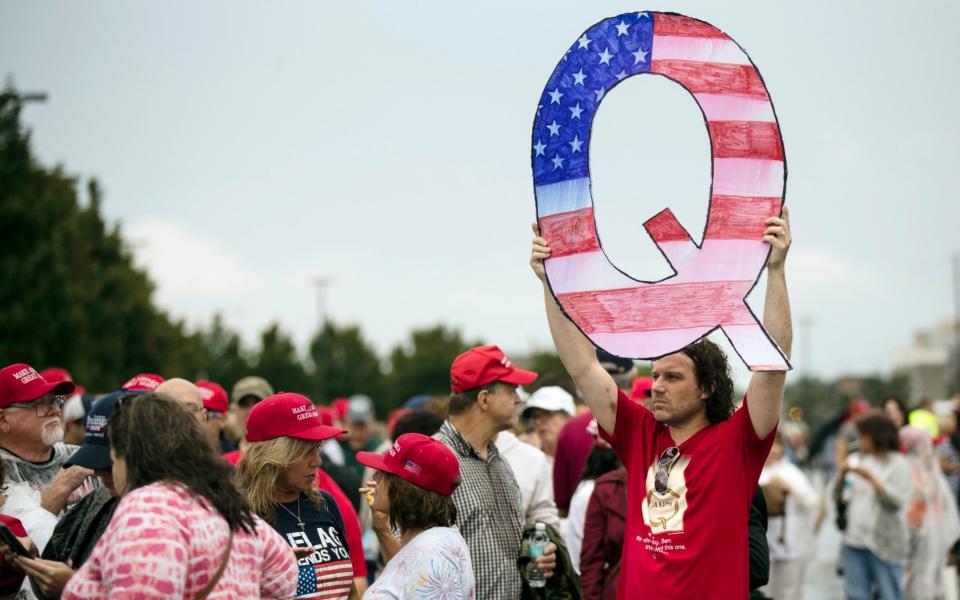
[238,393,359,600]
[60,392,298,598]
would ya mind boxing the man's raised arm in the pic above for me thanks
[746,205,793,439]
[530,224,619,434]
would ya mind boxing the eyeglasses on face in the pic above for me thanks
[7,395,65,418]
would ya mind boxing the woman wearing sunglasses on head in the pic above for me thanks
[357,433,474,600]
[60,393,298,599]
[238,393,360,600]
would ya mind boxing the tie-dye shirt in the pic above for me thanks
[364,527,474,600]
[62,482,298,599]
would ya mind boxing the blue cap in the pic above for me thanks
[65,390,140,470]
[403,394,432,410]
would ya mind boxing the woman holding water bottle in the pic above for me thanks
[357,433,475,599]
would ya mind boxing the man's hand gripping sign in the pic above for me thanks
[530,11,791,371]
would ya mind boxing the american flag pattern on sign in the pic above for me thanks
[532,11,790,371]
[295,559,352,599]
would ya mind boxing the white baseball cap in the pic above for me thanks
[521,386,576,418]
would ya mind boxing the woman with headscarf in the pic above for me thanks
[238,393,358,600]
[356,432,473,599]
[60,392,298,598]
[900,426,960,599]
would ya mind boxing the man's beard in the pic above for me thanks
[40,418,64,447]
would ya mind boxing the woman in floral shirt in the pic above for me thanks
[359,433,474,600]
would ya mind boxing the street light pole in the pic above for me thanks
[4,90,48,105]
[17,92,48,103]
[310,276,334,329]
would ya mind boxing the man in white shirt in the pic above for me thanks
[495,428,561,529]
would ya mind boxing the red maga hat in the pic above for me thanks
[316,406,335,427]
[40,368,72,384]
[0,363,76,409]
[357,433,460,496]
[450,345,537,393]
[245,393,346,443]
[122,373,165,392]
[41,367,85,397]
[196,380,228,413]
[330,398,349,421]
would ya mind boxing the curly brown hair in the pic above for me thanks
[109,393,258,533]
[384,472,459,533]
[680,339,735,424]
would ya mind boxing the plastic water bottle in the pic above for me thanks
[526,522,549,588]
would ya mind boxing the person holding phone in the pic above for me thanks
[0,364,93,529]
[0,473,31,597]
[238,393,359,600]
[60,393,298,598]
[6,391,127,599]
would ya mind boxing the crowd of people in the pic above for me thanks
[0,207,954,600]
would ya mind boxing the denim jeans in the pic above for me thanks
[842,545,903,600]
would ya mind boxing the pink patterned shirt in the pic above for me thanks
[63,482,298,599]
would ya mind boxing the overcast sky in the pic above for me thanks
[3,1,958,385]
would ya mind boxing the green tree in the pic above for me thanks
[858,373,910,406]
[308,320,384,405]
[525,350,576,395]
[784,375,846,429]
[193,314,252,391]
[384,325,481,412]
[251,323,311,395]
[0,87,203,390]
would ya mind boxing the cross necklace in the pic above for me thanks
[279,495,305,531]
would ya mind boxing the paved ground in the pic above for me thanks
[803,518,844,599]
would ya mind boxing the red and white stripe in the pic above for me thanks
[304,559,353,599]
[538,13,788,369]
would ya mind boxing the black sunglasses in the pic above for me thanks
[654,446,680,494]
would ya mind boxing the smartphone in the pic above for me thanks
[0,523,30,556]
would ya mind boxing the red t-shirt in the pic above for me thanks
[600,389,774,599]
[223,450,368,578]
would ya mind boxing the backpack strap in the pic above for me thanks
[196,529,233,599]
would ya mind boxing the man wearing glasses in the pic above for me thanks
[0,363,93,517]
[530,208,792,599]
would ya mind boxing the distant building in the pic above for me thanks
[894,321,955,404]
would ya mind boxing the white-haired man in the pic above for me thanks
[0,363,92,519]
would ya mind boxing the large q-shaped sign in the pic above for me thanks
[532,11,790,371]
